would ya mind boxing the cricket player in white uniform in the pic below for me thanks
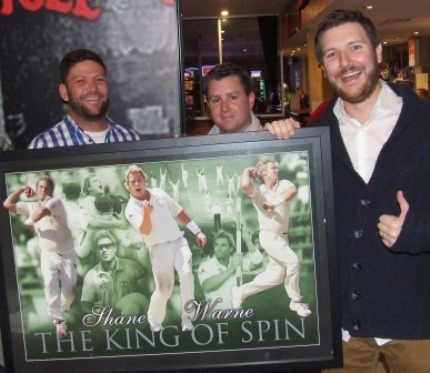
[233,159,312,318]
[198,230,242,309]
[124,165,207,332]
[3,175,77,338]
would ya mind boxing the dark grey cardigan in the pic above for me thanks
[313,83,430,339]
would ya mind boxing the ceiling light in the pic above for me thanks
[366,5,374,9]
[220,10,229,17]
[414,31,420,35]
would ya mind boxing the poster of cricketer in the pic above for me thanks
[0,135,339,372]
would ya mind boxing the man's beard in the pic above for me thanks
[331,57,380,104]
[69,96,110,122]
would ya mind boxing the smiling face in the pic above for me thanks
[206,76,255,133]
[213,236,233,262]
[36,180,53,202]
[319,22,382,105]
[59,60,110,126]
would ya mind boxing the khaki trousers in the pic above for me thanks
[323,337,430,373]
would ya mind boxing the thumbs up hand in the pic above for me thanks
[377,191,409,248]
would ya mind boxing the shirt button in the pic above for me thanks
[360,198,371,206]
[352,321,361,331]
[351,291,361,301]
[352,262,362,272]
[353,230,363,239]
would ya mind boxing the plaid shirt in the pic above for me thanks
[28,115,141,149]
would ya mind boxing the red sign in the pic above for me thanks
[409,39,416,67]
[0,0,101,20]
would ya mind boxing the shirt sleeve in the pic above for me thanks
[44,198,60,214]
[198,260,213,284]
[124,202,142,233]
[15,201,30,217]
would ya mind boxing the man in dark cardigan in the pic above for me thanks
[266,9,430,373]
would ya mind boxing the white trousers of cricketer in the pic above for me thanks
[40,248,77,321]
[241,231,302,302]
[147,236,194,325]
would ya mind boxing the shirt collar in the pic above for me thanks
[210,111,263,134]
[246,111,263,131]
[334,80,402,123]
[66,114,112,132]
[260,180,279,193]
[96,257,120,273]
[129,190,152,205]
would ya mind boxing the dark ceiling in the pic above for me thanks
[180,0,430,58]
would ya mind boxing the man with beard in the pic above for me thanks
[28,49,140,148]
[266,9,430,373]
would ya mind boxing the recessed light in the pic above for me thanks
[220,10,229,17]
[414,31,420,35]
[366,5,374,9]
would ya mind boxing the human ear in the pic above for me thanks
[59,84,69,103]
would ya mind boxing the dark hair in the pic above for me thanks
[60,49,106,83]
[94,195,113,214]
[202,62,252,97]
[314,9,380,64]
[93,230,117,248]
[62,182,81,200]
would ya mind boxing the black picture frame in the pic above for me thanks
[0,129,341,373]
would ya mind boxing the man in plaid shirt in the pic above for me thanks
[28,49,140,149]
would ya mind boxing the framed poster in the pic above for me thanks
[0,129,341,372]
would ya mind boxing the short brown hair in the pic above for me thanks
[202,62,252,97]
[60,49,106,83]
[314,9,380,64]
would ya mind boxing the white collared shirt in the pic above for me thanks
[124,188,184,247]
[334,81,403,184]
